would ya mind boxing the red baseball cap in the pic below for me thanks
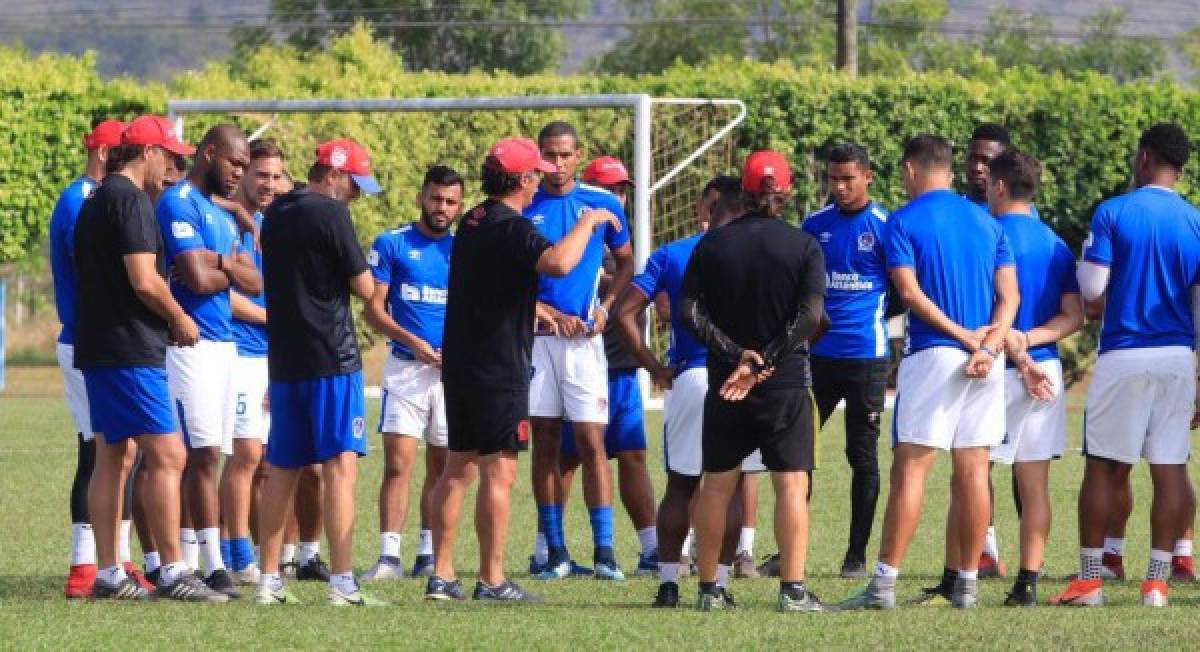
[121,115,195,157]
[582,156,632,186]
[316,138,381,195]
[487,137,556,174]
[742,150,792,193]
[83,119,125,150]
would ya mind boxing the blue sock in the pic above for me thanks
[589,506,614,551]
[231,537,255,571]
[538,505,566,557]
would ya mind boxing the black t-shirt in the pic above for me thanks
[442,199,552,390]
[682,212,826,388]
[73,174,169,368]
[261,189,369,382]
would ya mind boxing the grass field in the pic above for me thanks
[3,365,1200,649]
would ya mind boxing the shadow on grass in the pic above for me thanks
[0,574,66,601]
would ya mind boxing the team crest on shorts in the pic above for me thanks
[857,231,875,251]
[352,417,365,439]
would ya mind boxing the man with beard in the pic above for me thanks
[362,166,465,581]
[156,124,261,597]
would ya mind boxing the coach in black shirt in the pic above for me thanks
[427,137,620,603]
[681,151,827,613]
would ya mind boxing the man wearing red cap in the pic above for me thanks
[254,137,385,607]
[426,136,620,602]
[74,115,230,602]
[682,150,828,612]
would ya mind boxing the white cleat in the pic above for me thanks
[361,557,406,582]
[1142,580,1169,608]
[234,564,262,586]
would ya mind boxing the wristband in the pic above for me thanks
[216,253,224,271]
[979,344,1000,358]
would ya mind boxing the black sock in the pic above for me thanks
[1015,568,1039,590]
[699,581,717,595]
[70,433,94,523]
[594,545,615,564]
[937,567,957,593]
[780,580,807,598]
[848,469,879,562]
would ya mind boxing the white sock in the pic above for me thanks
[958,569,978,581]
[143,552,161,573]
[637,527,658,556]
[298,541,320,565]
[716,563,732,588]
[259,572,283,592]
[874,561,899,578]
[534,532,549,565]
[1103,537,1125,557]
[159,561,189,585]
[330,572,358,595]
[738,527,756,556]
[658,562,680,583]
[281,543,296,564]
[681,529,695,557]
[197,527,225,575]
[70,523,96,566]
[1148,549,1173,581]
[380,532,402,559]
[982,526,999,559]
[418,529,434,556]
[1174,539,1193,557]
[118,520,132,564]
[181,528,199,569]
[97,564,127,585]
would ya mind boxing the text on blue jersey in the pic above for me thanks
[369,224,453,357]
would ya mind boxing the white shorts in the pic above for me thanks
[893,346,1005,450]
[56,342,94,441]
[663,367,765,476]
[229,355,270,454]
[167,340,237,451]
[530,335,609,424]
[1084,347,1195,465]
[379,355,447,448]
[991,360,1066,464]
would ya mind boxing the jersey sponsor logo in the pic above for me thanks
[352,416,365,439]
[828,271,875,291]
[857,231,875,251]
[400,283,448,305]
[367,250,380,266]
[818,231,832,243]
[172,221,195,239]
[530,214,545,226]
[408,249,422,261]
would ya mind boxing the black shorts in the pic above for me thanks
[702,386,816,473]
[444,382,530,455]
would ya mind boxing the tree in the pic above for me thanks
[1066,7,1165,82]
[234,0,586,75]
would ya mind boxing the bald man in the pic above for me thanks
[156,124,261,598]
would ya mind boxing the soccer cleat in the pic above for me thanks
[719,587,738,609]
[330,584,389,607]
[734,551,760,579]
[124,563,155,592]
[569,560,594,576]
[296,555,331,582]
[652,581,680,608]
[951,577,977,609]
[1049,578,1103,606]
[978,552,1006,579]
[424,575,466,601]
[679,554,695,578]
[1004,584,1038,607]
[472,579,543,602]
[635,551,659,577]
[255,583,303,606]
[361,556,405,582]
[154,573,230,602]
[1099,553,1124,580]
[146,568,161,587]
[835,576,896,611]
[233,563,261,586]
[65,564,97,599]
[204,569,243,599]
[839,556,868,580]
[696,588,729,611]
[755,553,781,578]
[535,559,572,580]
[594,559,625,581]
[410,554,435,578]
[91,576,148,601]
[527,555,546,576]
[778,586,825,613]
[907,587,952,608]
[1170,556,1195,583]
[280,560,298,578]
[1141,579,1169,607]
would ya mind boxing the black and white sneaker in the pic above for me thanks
[204,569,243,599]
[91,576,148,601]
[155,573,230,603]
[472,579,543,602]
[652,581,679,608]
[424,575,466,601]
[296,555,331,582]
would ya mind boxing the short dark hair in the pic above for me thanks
[307,163,331,184]
[538,121,579,147]
[423,165,464,190]
[705,175,743,218]
[249,139,284,161]
[827,142,871,169]
[971,123,1011,146]
[105,144,147,174]
[1139,123,1191,170]
[987,150,1041,201]
[901,134,954,171]
[480,157,522,197]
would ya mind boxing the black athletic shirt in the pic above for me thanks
[442,198,552,390]
[261,189,369,383]
[73,174,169,369]
[681,211,826,388]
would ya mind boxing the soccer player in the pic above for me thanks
[1051,124,1200,609]
[526,122,634,581]
[215,139,287,585]
[255,138,384,607]
[549,155,659,577]
[74,114,227,602]
[838,134,1018,610]
[682,152,827,613]
[361,165,464,581]
[800,142,892,579]
[157,124,260,598]
[616,174,750,608]
[426,136,620,602]
[977,150,1083,606]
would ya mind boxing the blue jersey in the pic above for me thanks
[967,194,1041,220]
[802,201,890,359]
[156,181,239,342]
[631,234,706,372]
[526,182,629,324]
[232,212,267,357]
[49,175,99,345]
[886,189,1014,354]
[997,212,1079,364]
[1083,186,1200,353]
[369,224,452,357]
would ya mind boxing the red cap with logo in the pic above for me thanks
[121,115,196,157]
[582,155,632,186]
[83,119,125,150]
[742,150,792,193]
[487,137,556,174]
[315,138,382,195]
